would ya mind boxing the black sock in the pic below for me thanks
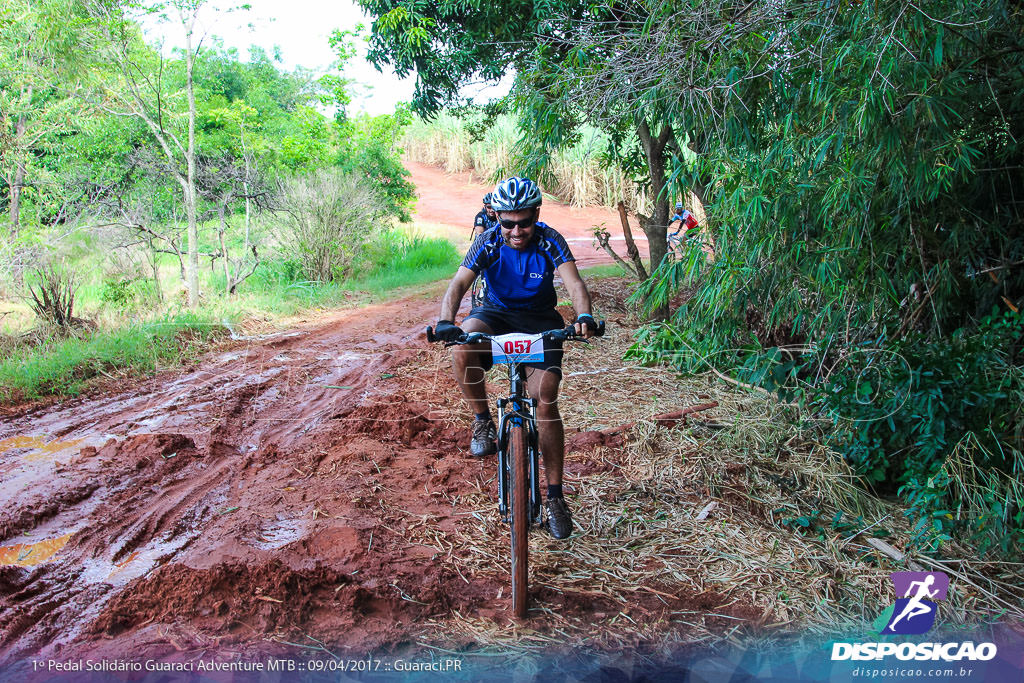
[475,411,492,422]
[548,484,563,499]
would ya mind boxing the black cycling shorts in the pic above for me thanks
[464,305,566,376]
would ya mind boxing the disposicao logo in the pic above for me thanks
[884,571,949,635]
[831,571,998,662]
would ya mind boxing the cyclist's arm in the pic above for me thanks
[439,266,478,321]
[555,261,595,337]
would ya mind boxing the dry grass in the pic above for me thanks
[402,114,650,212]
[393,276,1024,655]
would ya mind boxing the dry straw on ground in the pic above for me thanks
[396,277,1024,656]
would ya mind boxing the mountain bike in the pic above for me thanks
[469,276,488,308]
[426,321,605,617]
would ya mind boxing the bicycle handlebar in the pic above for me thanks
[425,320,605,345]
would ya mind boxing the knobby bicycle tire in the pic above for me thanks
[509,422,529,618]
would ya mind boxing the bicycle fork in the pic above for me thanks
[496,396,542,525]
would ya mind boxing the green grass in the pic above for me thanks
[0,231,461,404]
[580,263,633,279]
[0,312,226,404]
[222,231,459,310]
[348,232,459,293]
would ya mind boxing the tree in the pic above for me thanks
[208,100,265,294]
[335,111,416,222]
[0,0,91,234]
[358,0,697,284]
[84,0,213,308]
[618,0,1024,551]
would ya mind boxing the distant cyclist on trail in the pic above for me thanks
[433,176,600,540]
[472,193,499,238]
[469,193,500,306]
[668,202,698,239]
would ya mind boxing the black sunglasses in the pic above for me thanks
[498,212,537,231]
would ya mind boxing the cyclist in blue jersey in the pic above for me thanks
[472,193,498,239]
[434,177,600,540]
[469,194,499,306]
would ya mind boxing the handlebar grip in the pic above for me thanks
[425,326,436,343]
[565,320,606,337]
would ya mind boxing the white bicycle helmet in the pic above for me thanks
[491,177,542,211]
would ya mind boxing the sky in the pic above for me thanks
[141,0,509,116]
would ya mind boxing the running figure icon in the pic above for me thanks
[886,575,938,632]
[884,571,950,635]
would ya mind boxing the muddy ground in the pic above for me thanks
[0,167,761,677]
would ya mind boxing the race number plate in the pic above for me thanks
[490,333,545,365]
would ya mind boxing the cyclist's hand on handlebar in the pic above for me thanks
[574,313,598,339]
[434,319,464,342]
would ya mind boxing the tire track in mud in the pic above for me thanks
[0,277,762,670]
[0,292,487,665]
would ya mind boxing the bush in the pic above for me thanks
[24,261,85,330]
[99,276,157,309]
[336,112,417,222]
[630,310,1024,555]
[274,171,388,282]
[817,313,1024,489]
[817,312,1024,553]
[244,259,306,289]
[0,312,226,403]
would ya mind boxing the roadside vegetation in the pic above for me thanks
[362,0,1024,559]
[3,0,1021,575]
[403,112,650,212]
[0,1,457,404]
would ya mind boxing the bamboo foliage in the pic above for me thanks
[619,0,1024,553]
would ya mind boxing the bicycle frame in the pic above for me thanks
[495,362,542,525]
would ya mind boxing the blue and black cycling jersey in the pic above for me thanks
[461,222,575,310]
[473,210,498,233]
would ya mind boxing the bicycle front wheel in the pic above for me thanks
[509,422,529,618]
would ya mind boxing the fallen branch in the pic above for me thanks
[593,226,639,278]
[254,595,283,604]
[618,201,648,279]
[862,536,924,571]
[605,402,720,436]
[568,402,719,451]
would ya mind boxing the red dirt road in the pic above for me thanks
[0,165,753,676]
[405,160,646,267]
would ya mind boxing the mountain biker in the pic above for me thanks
[472,193,498,239]
[433,176,599,540]
[470,194,499,305]
[668,202,698,238]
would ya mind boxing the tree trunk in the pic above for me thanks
[617,201,647,279]
[148,236,163,303]
[8,104,29,234]
[218,200,232,294]
[9,151,25,234]
[637,120,674,320]
[241,121,252,252]
[184,13,200,308]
